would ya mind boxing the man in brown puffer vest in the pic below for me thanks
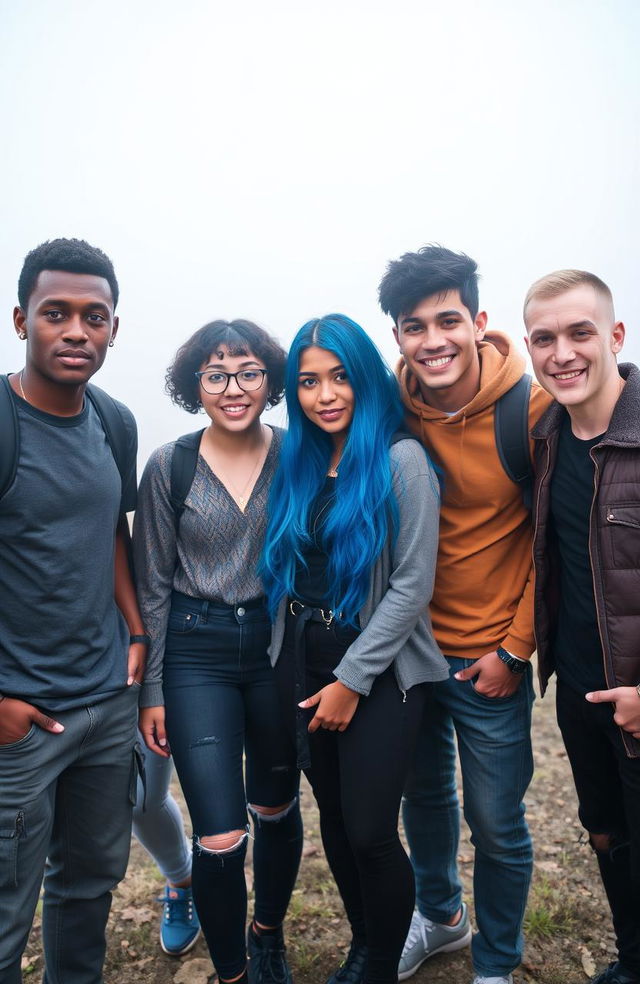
[525,269,640,984]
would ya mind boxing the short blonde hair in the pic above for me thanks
[523,269,614,320]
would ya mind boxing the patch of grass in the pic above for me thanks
[290,942,320,974]
[524,876,576,940]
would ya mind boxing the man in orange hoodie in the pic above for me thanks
[378,246,551,984]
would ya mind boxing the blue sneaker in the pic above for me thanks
[158,885,201,956]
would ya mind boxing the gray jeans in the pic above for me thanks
[0,685,139,984]
[131,732,191,885]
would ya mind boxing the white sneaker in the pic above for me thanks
[398,904,472,980]
[472,975,513,984]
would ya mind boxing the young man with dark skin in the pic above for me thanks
[525,270,640,984]
[378,246,551,984]
[0,239,146,984]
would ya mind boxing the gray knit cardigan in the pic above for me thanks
[269,438,449,696]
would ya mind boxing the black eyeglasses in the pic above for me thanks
[195,368,268,395]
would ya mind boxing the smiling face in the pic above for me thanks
[297,345,355,447]
[197,344,269,433]
[393,289,487,411]
[14,269,118,388]
[524,284,624,413]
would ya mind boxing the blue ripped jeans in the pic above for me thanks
[402,656,534,978]
[162,592,302,980]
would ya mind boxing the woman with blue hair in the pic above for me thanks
[262,315,448,984]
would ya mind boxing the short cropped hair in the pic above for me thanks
[378,244,480,322]
[524,269,614,320]
[18,238,119,309]
[166,319,287,414]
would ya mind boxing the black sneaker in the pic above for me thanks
[247,924,293,984]
[592,962,640,984]
[325,942,368,984]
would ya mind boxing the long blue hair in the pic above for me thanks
[261,314,405,624]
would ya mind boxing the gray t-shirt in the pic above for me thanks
[0,391,132,711]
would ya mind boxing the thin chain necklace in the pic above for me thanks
[204,427,268,511]
[19,371,28,402]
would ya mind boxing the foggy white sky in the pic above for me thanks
[1,0,638,466]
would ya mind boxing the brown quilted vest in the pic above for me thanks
[531,363,640,758]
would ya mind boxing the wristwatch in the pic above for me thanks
[496,646,528,674]
[130,634,151,646]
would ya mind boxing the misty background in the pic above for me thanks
[1,0,638,468]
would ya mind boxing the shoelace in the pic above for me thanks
[157,890,193,924]
[251,937,290,984]
[402,912,435,953]
[472,977,511,984]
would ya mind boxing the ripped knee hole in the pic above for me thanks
[197,830,247,854]
[589,832,611,853]
[250,800,294,816]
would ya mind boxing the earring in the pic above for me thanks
[108,340,115,347]
[19,332,26,340]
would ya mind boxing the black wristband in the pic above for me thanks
[130,634,151,646]
[496,645,528,674]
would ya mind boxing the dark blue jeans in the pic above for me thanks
[402,657,535,977]
[163,592,302,979]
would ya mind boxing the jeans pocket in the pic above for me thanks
[167,610,200,634]
[0,809,25,888]
[469,678,517,703]
[0,724,36,751]
[129,744,144,807]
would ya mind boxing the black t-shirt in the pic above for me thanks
[294,477,335,608]
[549,413,606,694]
[0,390,135,711]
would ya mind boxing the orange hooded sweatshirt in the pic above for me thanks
[398,331,552,660]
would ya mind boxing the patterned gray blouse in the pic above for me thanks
[132,426,283,707]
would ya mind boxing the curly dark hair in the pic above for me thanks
[166,319,287,414]
[378,244,479,322]
[18,238,119,309]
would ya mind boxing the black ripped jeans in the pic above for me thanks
[163,592,302,980]
[557,679,640,974]
[276,608,426,984]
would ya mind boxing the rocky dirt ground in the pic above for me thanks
[22,672,616,984]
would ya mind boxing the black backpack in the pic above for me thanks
[169,428,206,527]
[494,373,533,509]
[0,374,137,504]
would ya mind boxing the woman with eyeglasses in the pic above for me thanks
[133,320,302,984]
[261,315,448,984]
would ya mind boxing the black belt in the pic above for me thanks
[287,600,341,770]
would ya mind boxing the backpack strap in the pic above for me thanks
[494,373,533,510]
[0,375,20,501]
[85,384,138,512]
[389,429,415,446]
[0,377,137,510]
[170,429,205,527]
